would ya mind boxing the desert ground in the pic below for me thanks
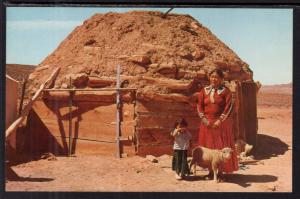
[5,83,292,192]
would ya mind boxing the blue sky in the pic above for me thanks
[6,7,293,85]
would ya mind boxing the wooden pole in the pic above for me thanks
[5,67,60,138]
[18,77,28,117]
[68,77,73,156]
[116,65,121,158]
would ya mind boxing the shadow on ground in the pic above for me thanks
[253,133,289,160]
[183,175,207,181]
[5,165,54,182]
[226,173,278,188]
[183,173,277,188]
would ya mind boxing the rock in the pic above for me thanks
[179,52,193,61]
[154,63,177,78]
[266,184,277,191]
[70,73,89,88]
[179,23,189,31]
[214,60,242,72]
[192,49,205,60]
[190,21,201,29]
[228,63,242,72]
[61,83,68,89]
[84,39,96,46]
[196,70,207,79]
[159,154,171,160]
[197,43,213,51]
[149,63,159,69]
[128,55,151,65]
[146,155,159,163]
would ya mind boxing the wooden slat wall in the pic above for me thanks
[16,82,257,157]
[135,100,201,156]
[19,99,136,156]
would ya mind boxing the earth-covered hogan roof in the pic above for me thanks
[27,11,253,99]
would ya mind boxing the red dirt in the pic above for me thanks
[5,84,292,192]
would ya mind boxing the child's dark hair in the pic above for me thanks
[174,118,188,128]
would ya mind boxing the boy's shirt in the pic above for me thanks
[172,129,192,150]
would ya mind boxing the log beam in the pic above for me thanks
[5,67,60,138]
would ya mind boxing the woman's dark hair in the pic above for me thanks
[208,68,224,79]
[174,118,188,128]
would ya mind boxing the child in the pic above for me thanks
[171,118,192,180]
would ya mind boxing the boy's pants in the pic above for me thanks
[172,150,190,175]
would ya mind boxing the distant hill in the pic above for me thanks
[259,83,292,95]
[257,83,292,107]
[6,64,35,82]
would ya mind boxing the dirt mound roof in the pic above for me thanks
[28,11,253,97]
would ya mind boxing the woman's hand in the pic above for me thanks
[212,119,221,129]
[202,117,210,127]
[173,128,181,136]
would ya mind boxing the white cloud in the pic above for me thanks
[7,20,82,30]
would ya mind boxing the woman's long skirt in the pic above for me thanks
[198,117,238,173]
